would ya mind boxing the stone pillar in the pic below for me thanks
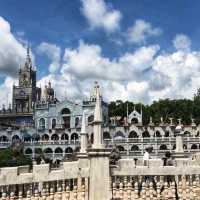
[176,135,184,153]
[88,82,111,200]
[88,149,110,200]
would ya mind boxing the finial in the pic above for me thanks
[178,118,181,125]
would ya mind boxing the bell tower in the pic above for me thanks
[12,46,37,114]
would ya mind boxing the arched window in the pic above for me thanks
[117,145,125,152]
[142,131,150,138]
[55,147,63,154]
[191,144,198,150]
[103,132,111,140]
[0,135,8,142]
[155,131,161,137]
[75,117,79,127]
[160,144,167,150]
[131,145,139,151]
[25,148,32,154]
[114,131,125,140]
[88,115,94,123]
[61,108,71,129]
[39,118,45,130]
[52,119,56,129]
[61,108,70,115]
[184,131,191,137]
[129,131,138,138]
[165,131,170,137]
[44,148,53,154]
[42,134,49,141]
[131,118,138,124]
[65,147,73,154]
[12,135,20,141]
[61,133,69,140]
[71,133,79,141]
[51,134,59,141]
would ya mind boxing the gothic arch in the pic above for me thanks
[41,134,49,141]
[155,131,162,137]
[142,131,150,138]
[0,135,8,142]
[44,148,53,154]
[51,134,59,141]
[71,133,79,141]
[25,148,32,154]
[65,147,73,154]
[131,145,139,151]
[129,131,139,138]
[114,131,125,139]
[191,144,198,150]
[12,135,20,141]
[160,144,167,150]
[117,145,125,152]
[103,132,111,140]
[61,133,69,140]
[55,147,63,154]
[61,108,71,115]
[39,118,45,130]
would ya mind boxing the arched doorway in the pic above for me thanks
[61,108,71,129]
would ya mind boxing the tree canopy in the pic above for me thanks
[108,89,200,125]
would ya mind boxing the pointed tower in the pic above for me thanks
[13,45,37,114]
[92,83,104,149]
[88,82,111,200]
[80,111,88,153]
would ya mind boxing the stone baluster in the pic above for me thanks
[156,182,161,199]
[45,182,49,197]
[41,189,46,200]
[65,186,70,200]
[18,191,23,200]
[119,182,123,199]
[149,182,154,200]
[134,182,139,200]
[73,186,78,200]
[1,193,7,200]
[26,190,31,200]
[185,182,190,200]
[178,181,182,200]
[163,182,168,199]
[192,181,197,200]
[127,182,132,200]
[112,182,117,199]
[141,182,146,199]
[34,189,39,200]
[57,187,62,200]
[81,185,85,200]
[171,182,176,200]
[62,180,65,192]
[10,192,15,200]
[124,176,128,199]
[49,188,54,200]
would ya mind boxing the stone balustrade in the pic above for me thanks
[111,175,200,199]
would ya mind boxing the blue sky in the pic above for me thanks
[1,0,200,106]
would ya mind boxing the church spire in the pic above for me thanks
[92,82,104,149]
[25,43,32,69]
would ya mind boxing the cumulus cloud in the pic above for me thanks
[0,77,16,108]
[62,41,159,82]
[37,42,61,73]
[0,16,27,77]
[127,19,162,44]
[173,34,191,51]
[81,0,122,32]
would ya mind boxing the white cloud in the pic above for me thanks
[62,40,159,82]
[127,19,162,44]
[37,42,61,73]
[81,0,122,32]
[0,16,27,77]
[0,77,16,108]
[173,34,191,51]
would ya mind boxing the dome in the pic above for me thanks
[175,125,183,133]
